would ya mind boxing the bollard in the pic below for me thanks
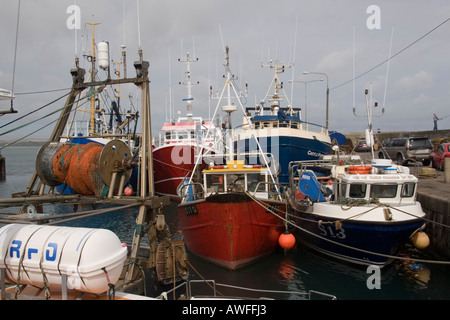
[445,158,450,183]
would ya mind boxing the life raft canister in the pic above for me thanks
[348,165,372,174]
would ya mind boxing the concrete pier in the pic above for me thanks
[417,170,450,260]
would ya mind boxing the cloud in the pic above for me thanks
[315,48,353,75]
[392,70,433,94]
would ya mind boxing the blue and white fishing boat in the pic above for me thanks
[235,61,331,185]
[287,154,428,267]
[287,88,429,267]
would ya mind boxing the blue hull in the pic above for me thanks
[237,135,331,185]
[294,212,423,266]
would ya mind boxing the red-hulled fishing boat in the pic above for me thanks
[176,47,289,270]
[153,119,220,200]
[177,160,286,270]
[153,53,222,200]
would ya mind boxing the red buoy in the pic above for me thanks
[278,232,296,250]
[124,186,133,196]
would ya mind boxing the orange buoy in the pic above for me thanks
[278,232,296,250]
[124,186,133,196]
[412,230,430,250]
[348,165,372,174]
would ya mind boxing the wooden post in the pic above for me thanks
[445,158,450,183]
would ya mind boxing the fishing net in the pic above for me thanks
[52,143,108,197]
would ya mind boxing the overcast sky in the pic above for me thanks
[1,0,450,142]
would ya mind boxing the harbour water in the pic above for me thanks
[0,145,449,300]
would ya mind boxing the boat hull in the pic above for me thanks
[290,204,424,267]
[238,131,331,185]
[178,193,285,270]
[153,144,207,201]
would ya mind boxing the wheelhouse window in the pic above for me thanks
[226,174,245,192]
[401,183,415,198]
[206,174,224,193]
[247,173,266,192]
[370,184,397,198]
[349,184,367,198]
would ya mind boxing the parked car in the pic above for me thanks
[354,138,379,152]
[378,137,432,166]
[355,138,370,152]
[431,142,450,170]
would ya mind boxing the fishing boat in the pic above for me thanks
[153,53,223,201]
[236,61,332,185]
[287,88,429,267]
[287,154,428,266]
[177,47,288,270]
[178,158,286,270]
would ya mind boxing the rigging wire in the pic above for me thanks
[10,0,21,112]
[0,90,93,149]
[331,17,450,91]
[0,91,72,130]
[14,87,73,96]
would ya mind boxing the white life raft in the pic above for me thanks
[0,224,128,294]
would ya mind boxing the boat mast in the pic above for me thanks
[261,60,292,115]
[86,16,101,135]
[222,46,238,161]
[178,52,199,120]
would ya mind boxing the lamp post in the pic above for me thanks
[303,71,329,132]
[289,79,323,123]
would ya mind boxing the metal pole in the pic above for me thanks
[326,86,329,132]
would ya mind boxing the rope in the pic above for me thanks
[102,268,115,300]
[246,191,450,265]
[153,157,193,172]
[387,204,450,229]
[185,260,223,297]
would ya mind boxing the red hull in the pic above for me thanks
[178,193,285,270]
[153,144,205,200]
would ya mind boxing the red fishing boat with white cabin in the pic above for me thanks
[153,53,222,200]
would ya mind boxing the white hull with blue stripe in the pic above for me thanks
[287,156,428,267]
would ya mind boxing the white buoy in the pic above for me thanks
[0,224,127,294]
[98,41,110,70]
